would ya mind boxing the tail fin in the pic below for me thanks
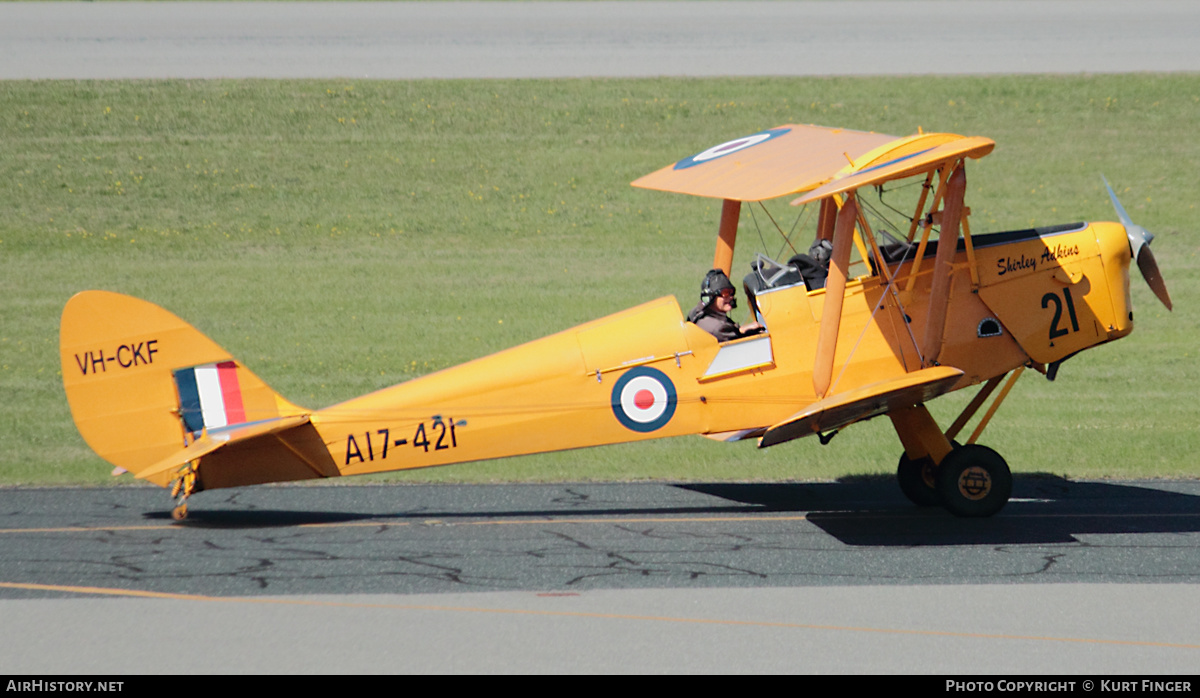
[60,291,307,481]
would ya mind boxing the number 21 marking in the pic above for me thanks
[1042,288,1079,340]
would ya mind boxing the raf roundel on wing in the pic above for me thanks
[672,127,791,170]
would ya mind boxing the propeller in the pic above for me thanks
[1102,175,1172,311]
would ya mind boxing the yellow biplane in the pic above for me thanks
[60,124,1171,520]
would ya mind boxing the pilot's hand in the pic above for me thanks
[740,322,764,335]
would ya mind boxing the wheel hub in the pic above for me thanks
[920,461,937,489]
[957,466,992,500]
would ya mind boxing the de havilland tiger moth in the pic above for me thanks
[60,123,1172,520]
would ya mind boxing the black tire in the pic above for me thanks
[897,453,941,506]
[935,444,1013,518]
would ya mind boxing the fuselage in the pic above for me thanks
[308,220,1134,477]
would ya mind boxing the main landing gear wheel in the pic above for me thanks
[896,440,959,507]
[935,444,1013,518]
[897,453,940,506]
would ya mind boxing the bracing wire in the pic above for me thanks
[774,202,814,260]
[857,196,905,243]
[747,200,812,263]
[828,236,924,393]
[747,203,771,256]
[874,179,925,225]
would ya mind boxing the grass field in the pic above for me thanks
[2,74,1198,487]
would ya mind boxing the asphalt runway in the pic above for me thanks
[3,1,1200,79]
[5,0,1200,674]
[2,480,1199,672]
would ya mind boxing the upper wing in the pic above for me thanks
[792,132,994,205]
[631,124,897,202]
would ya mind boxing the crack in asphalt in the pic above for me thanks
[12,516,1200,590]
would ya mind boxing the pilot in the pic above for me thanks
[687,269,764,342]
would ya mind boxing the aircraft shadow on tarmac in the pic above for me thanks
[681,475,1200,546]
[146,475,1200,547]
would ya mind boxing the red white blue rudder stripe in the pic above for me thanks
[173,361,247,434]
[611,366,677,433]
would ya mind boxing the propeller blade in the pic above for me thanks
[1135,243,1173,311]
[1102,175,1133,226]
[1101,175,1172,311]
[1102,175,1145,257]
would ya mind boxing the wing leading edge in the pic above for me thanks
[792,133,995,206]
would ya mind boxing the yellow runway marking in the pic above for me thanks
[301,515,810,528]
[0,525,186,534]
[5,509,1200,535]
[2,581,1198,651]
[0,514,809,534]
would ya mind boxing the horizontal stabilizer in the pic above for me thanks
[135,415,311,482]
[758,367,964,448]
